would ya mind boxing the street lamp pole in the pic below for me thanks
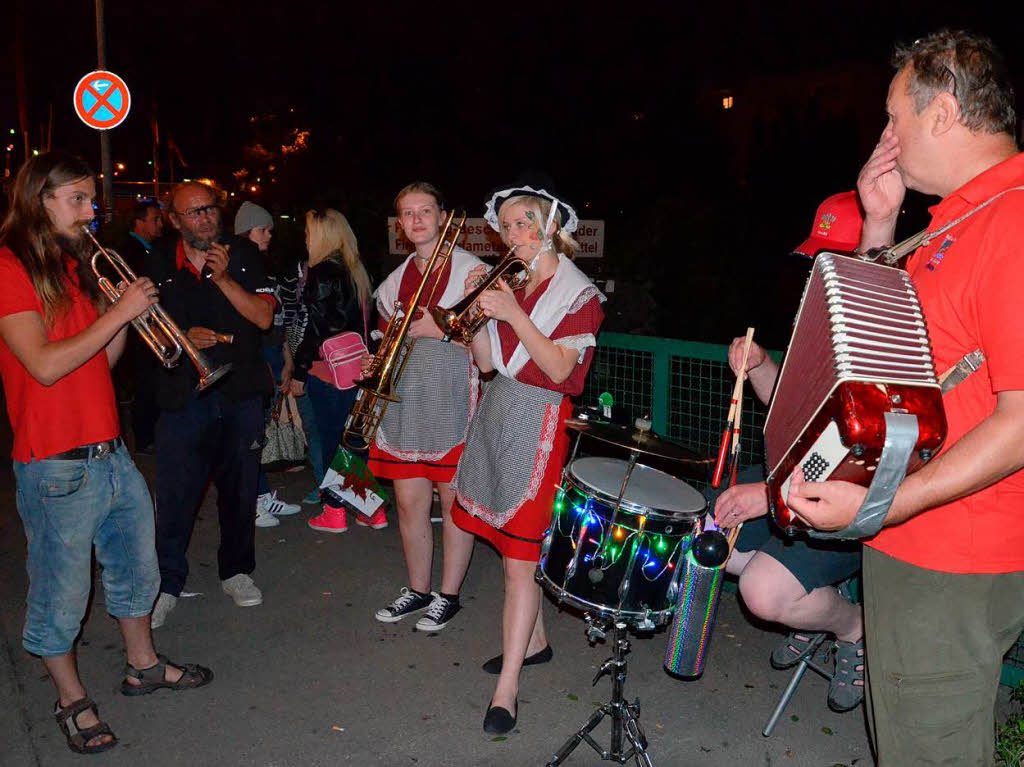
[94,0,114,222]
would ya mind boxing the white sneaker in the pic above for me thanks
[150,592,177,629]
[261,491,301,516]
[221,574,263,607]
[255,494,281,527]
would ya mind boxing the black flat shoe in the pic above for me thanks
[483,699,518,735]
[482,645,553,675]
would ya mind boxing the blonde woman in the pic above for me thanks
[288,208,375,532]
[452,185,605,734]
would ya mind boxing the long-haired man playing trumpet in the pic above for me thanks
[0,152,212,755]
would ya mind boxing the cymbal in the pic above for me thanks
[565,419,713,464]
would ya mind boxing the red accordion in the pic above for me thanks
[764,253,947,533]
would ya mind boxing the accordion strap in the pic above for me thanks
[859,185,1024,266]
[939,349,986,394]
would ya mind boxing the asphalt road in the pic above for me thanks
[0,417,873,767]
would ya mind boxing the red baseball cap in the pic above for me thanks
[792,190,864,257]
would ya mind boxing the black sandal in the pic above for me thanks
[828,637,865,712]
[769,631,826,670]
[121,653,214,696]
[54,697,118,755]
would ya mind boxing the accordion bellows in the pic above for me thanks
[764,253,947,532]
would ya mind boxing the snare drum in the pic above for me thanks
[538,456,707,626]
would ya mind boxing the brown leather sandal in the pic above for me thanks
[54,697,118,754]
[121,653,214,696]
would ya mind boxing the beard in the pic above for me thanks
[183,229,215,250]
[180,217,221,251]
[55,228,93,261]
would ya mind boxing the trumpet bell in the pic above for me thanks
[197,362,233,391]
[430,306,458,335]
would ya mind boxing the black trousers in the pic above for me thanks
[155,390,263,596]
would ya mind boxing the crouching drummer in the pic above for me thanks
[450,184,605,735]
[713,336,864,712]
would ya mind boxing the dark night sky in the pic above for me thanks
[3,1,1022,346]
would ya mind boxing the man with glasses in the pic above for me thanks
[146,182,276,628]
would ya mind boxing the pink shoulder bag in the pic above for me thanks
[319,298,369,390]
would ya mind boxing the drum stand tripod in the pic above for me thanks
[545,618,653,767]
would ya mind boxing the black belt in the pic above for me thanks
[48,438,123,461]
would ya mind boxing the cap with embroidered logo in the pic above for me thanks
[792,190,864,257]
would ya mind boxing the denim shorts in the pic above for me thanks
[13,443,160,656]
[706,465,861,594]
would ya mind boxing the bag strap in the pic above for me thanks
[285,393,304,429]
[270,392,285,421]
[360,296,369,346]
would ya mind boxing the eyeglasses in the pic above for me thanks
[179,204,219,220]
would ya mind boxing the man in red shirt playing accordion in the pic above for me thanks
[786,30,1024,765]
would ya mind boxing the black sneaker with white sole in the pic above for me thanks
[375,587,432,623]
[414,592,461,631]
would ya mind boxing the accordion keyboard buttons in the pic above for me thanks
[803,453,829,482]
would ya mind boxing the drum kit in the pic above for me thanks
[537,411,719,767]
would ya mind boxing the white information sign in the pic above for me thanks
[387,217,604,259]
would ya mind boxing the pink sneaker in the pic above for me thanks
[355,507,389,530]
[308,504,348,533]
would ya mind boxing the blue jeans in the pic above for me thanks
[294,392,324,484]
[306,376,359,477]
[13,444,159,656]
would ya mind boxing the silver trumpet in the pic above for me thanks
[83,226,232,391]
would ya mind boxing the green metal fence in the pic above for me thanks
[581,331,1024,688]
[581,332,777,485]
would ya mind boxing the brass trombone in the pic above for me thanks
[343,211,467,450]
[431,245,531,345]
[83,226,232,391]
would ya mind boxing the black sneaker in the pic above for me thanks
[414,592,461,632]
[375,587,432,623]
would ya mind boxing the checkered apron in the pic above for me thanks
[453,373,563,529]
[374,338,476,461]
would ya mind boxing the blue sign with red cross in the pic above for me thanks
[73,70,131,130]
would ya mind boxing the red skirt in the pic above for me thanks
[451,399,573,562]
[368,442,464,483]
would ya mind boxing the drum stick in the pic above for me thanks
[712,328,755,487]
[725,330,755,552]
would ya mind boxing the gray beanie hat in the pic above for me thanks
[234,201,273,235]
